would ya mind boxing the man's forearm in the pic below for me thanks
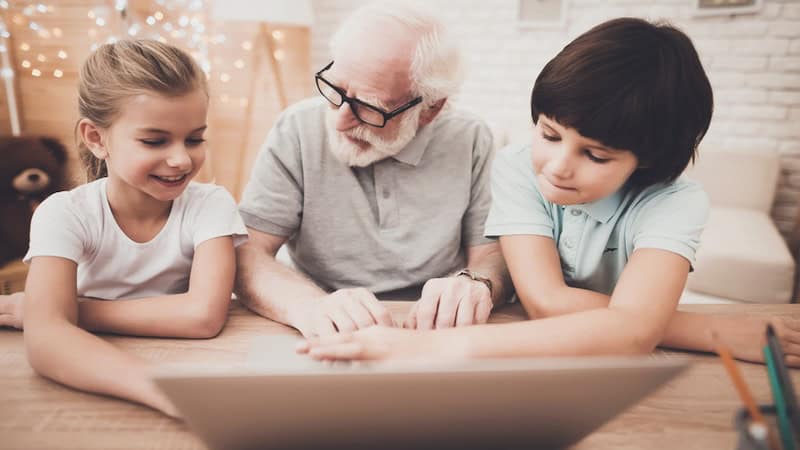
[234,246,326,328]
[465,244,513,306]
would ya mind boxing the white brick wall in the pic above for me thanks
[310,0,800,237]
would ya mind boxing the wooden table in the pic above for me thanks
[2,302,799,450]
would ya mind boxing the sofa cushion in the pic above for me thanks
[685,148,779,213]
[687,207,795,303]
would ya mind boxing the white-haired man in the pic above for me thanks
[235,3,511,337]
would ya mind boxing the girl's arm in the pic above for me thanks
[23,256,177,416]
[76,236,235,338]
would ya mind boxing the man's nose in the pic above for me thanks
[334,102,360,132]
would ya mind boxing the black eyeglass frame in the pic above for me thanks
[314,61,423,128]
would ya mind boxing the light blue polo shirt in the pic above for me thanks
[485,143,710,295]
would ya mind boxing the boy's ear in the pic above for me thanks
[78,119,109,160]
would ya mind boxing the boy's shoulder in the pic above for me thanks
[494,143,533,170]
[627,176,710,218]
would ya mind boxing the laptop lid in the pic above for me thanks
[153,337,688,450]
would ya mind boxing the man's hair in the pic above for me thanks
[530,17,714,188]
[329,2,463,104]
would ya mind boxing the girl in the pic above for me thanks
[299,18,800,363]
[0,40,247,416]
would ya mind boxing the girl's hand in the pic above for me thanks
[297,326,437,361]
[0,292,24,329]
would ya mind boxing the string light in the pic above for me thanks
[2,0,266,115]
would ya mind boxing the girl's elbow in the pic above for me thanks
[189,301,229,338]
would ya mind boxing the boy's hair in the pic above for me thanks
[76,40,208,181]
[530,18,713,187]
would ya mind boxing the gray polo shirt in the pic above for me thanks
[239,97,494,294]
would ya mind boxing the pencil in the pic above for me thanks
[714,335,767,426]
[714,334,779,450]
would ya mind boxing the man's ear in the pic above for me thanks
[419,98,447,127]
[78,119,108,160]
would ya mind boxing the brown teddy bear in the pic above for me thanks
[0,136,70,266]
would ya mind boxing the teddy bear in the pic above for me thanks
[0,136,70,266]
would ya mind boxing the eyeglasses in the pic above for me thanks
[315,61,423,128]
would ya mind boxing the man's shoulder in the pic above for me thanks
[433,107,491,133]
[279,97,326,122]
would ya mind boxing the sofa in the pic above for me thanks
[684,148,795,304]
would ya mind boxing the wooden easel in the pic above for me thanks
[233,23,289,197]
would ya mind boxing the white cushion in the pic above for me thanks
[687,207,795,304]
[685,148,779,213]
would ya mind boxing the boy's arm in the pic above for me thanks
[24,256,177,416]
[302,247,689,359]
[76,236,235,338]
[499,234,800,363]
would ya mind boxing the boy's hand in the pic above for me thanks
[711,314,800,367]
[0,292,24,329]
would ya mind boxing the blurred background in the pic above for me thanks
[0,0,798,302]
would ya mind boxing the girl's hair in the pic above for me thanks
[530,18,714,188]
[329,2,463,105]
[76,39,208,181]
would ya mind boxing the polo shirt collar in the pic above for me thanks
[577,187,626,224]
[391,118,435,166]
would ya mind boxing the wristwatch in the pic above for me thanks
[453,268,493,298]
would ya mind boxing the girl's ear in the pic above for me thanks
[78,119,109,160]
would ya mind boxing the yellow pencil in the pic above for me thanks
[714,333,777,450]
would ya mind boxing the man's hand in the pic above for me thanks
[709,313,800,367]
[0,292,24,329]
[295,288,394,338]
[404,275,492,330]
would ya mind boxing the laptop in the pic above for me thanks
[152,335,689,450]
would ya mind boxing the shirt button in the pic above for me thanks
[563,238,574,249]
[570,209,581,217]
[382,189,390,199]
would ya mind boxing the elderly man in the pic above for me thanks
[235,3,510,337]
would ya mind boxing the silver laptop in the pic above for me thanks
[152,335,689,450]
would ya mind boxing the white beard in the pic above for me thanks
[325,106,421,167]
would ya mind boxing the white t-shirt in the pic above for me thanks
[24,178,248,300]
